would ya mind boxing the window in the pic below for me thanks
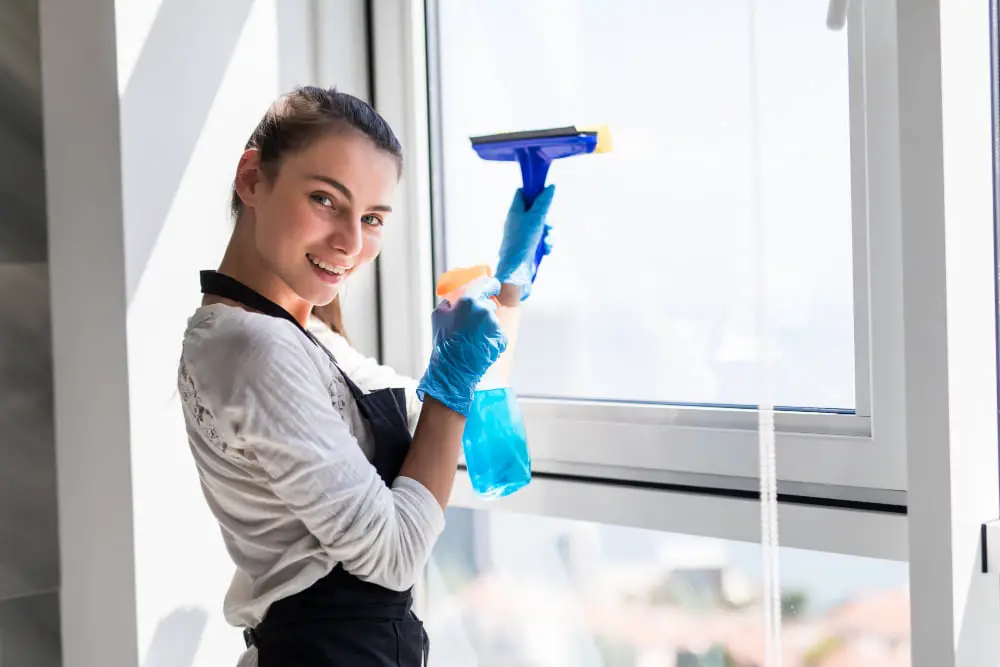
[426,508,910,667]
[432,0,857,411]
[369,0,1000,663]
[411,0,905,495]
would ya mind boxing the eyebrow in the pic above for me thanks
[308,175,353,201]
[308,175,393,213]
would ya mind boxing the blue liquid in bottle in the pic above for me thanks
[463,387,531,498]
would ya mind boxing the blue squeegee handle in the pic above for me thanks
[517,149,552,284]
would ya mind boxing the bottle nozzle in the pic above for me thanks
[436,264,497,303]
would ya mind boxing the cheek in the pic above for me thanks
[259,198,322,256]
[358,232,383,264]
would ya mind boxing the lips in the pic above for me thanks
[307,253,351,276]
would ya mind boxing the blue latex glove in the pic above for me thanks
[416,277,508,416]
[495,184,556,301]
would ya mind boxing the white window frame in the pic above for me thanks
[895,1,1000,665]
[449,470,907,561]
[373,0,906,501]
[365,0,913,572]
[327,0,906,583]
[361,1,1000,664]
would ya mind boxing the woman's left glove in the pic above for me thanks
[416,277,508,416]
[495,184,556,301]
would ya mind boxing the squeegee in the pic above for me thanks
[470,125,613,281]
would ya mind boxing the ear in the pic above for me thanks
[233,148,265,210]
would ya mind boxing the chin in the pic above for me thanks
[305,279,344,307]
[284,273,340,308]
[312,290,342,307]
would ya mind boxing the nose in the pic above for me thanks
[328,214,364,257]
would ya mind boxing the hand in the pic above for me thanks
[495,185,556,301]
[416,277,508,416]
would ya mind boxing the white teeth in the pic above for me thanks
[308,255,348,275]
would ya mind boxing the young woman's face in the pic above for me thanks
[236,130,399,306]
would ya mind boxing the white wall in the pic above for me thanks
[39,1,372,665]
[124,2,282,664]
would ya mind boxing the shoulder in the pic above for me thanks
[180,304,324,394]
[184,305,307,364]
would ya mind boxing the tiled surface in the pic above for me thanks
[0,591,61,667]
[0,0,46,263]
[0,264,57,601]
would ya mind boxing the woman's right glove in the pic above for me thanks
[416,277,508,416]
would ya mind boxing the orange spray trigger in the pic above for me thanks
[436,264,500,305]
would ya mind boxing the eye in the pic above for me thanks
[362,214,384,227]
[310,193,335,208]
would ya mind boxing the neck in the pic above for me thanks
[214,218,313,326]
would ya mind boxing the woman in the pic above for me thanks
[177,85,555,667]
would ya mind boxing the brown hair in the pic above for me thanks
[231,86,403,338]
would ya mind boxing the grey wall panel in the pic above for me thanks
[0,0,46,263]
[0,1,60,663]
[0,263,56,601]
[0,591,61,667]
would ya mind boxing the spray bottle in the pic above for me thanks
[436,264,531,499]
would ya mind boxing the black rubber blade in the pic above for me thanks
[470,125,597,146]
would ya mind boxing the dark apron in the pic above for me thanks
[199,270,430,667]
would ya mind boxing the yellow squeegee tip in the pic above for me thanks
[581,124,613,153]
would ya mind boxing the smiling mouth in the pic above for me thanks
[307,253,350,276]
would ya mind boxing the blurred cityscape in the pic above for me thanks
[424,509,909,667]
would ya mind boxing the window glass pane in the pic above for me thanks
[433,0,856,410]
[425,509,910,667]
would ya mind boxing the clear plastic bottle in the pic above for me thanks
[437,265,532,499]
